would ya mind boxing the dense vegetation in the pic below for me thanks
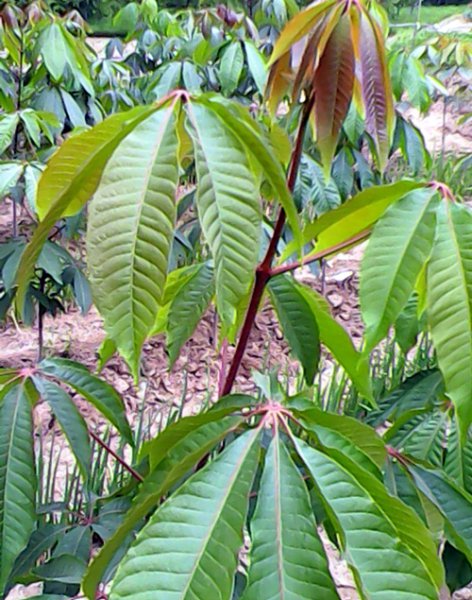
[0,0,471,598]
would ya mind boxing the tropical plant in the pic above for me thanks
[1,0,471,598]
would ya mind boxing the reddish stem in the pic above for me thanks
[221,96,315,397]
[89,430,143,483]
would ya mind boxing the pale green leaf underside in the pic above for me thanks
[16,104,159,311]
[187,102,261,327]
[87,106,179,376]
[427,202,472,437]
[295,438,443,599]
[243,433,339,600]
[110,429,260,600]
[0,383,36,593]
[361,188,438,350]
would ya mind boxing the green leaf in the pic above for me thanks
[395,293,422,353]
[109,428,261,600]
[219,41,244,95]
[16,104,162,312]
[243,432,339,600]
[87,104,180,377]
[290,402,386,471]
[9,523,70,584]
[295,284,372,400]
[38,358,132,445]
[34,378,91,482]
[186,101,261,328]
[167,262,214,366]
[361,188,438,350]
[444,421,472,495]
[36,23,68,80]
[0,113,19,154]
[269,275,320,384]
[244,41,268,95]
[294,438,444,598]
[427,202,472,439]
[196,97,300,247]
[32,554,87,584]
[281,180,425,263]
[83,413,244,599]
[409,464,472,562]
[395,411,447,467]
[0,382,36,594]
[0,162,23,198]
[367,370,442,428]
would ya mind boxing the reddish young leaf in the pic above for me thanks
[313,13,355,176]
[355,9,395,171]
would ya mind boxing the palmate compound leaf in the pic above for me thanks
[83,410,246,599]
[243,429,340,600]
[186,100,261,329]
[427,202,472,439]
[360,187,439,351]
[15,104,164,312]
[294,438,444,599]
[87,103,180,377]
[109,428,261,600]
[0,382,36,595]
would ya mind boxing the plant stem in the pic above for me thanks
[89,430,144,483]
[221,97,315,397]
[11,28,24,238]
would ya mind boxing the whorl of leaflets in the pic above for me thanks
[267,0,395,175]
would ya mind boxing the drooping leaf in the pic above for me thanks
[313,14,354,175]
[269,275,320,384]
[0,113,19,155]
[87,104,180,377]
[196,97,301,245]
[295,284,372,400]
[361,188,438,350]
[186,100,261,328]
[15,104,163,311]
[38,358,132,445]
[167,262,214,366]
[244,41,268,95]
[83,414,245,599]
[295,438,444,598]
[290,402,386,471]
[0,382,36,594]
[427,202,472,439]
[395,293,422,353]
[0,162,23,198]
[243,431,339,600]
[409,464,472,562]
[34,378,91,482]
[109,429,261,600]
[356,9,395,171]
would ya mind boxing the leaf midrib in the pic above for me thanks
[180,428,259,598]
